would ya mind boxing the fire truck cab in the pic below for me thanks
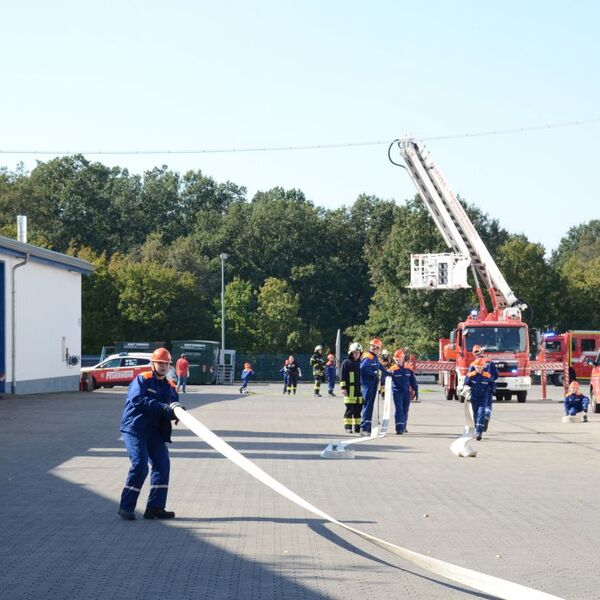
[537,331,600,386]
[441,314,530,402]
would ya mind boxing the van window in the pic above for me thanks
[581,339,596,352]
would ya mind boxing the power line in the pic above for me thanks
[1,117,598,157]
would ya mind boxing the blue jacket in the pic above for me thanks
[360,351,387,390]
[564,393,589,415]
[463,370,493,400]
[120,371,178,442]
[241,368,254,382]
[389,364,418,398]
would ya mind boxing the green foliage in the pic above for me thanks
[255,277,303,351]
[215,278,258,351]
[1,157,598,357]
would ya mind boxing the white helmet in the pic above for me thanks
[348,342,363,353]
[314,345,323,352]
[381,349,389,357]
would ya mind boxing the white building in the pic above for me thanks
[0,236,94,395]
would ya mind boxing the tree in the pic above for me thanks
[113,261,212,341]
[255,278,303,351]
[214,278,258,351]
[496,236,565,331]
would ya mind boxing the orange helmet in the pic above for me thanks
[393,349,405,361]
[471,357,486,369]
[472,345,483,355]
[151,348,172,363]
[244,362,252,369]
[370,337,383,349]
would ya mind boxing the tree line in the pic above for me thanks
[1,155,598,356]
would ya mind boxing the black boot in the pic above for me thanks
[144,507,175,520]
[118,509,135,520]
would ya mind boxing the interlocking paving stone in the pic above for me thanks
[1,383,598,599]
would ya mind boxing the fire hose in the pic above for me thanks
[173,406,562,600]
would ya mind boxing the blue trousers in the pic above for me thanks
[325,367,336,392]
[360,382,377,432]
[484,391,494,419]
[470,396,487,435]
[282,374,288,393]
[177,375,187,392]
[393,391,411,433]
[120,431,170,512]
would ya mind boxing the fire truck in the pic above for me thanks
[536,331,600,386]
[390,139,532,402]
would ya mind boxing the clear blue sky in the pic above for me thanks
[1,0,598,253]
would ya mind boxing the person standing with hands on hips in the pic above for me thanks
[118,348,184,520]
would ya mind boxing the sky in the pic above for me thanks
[1,0,599,253]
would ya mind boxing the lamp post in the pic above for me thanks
[219,253,229,376]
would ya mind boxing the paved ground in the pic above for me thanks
[1,382,598,600]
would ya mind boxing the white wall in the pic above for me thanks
[3,254,83,393]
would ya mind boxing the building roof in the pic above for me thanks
[0,236,95,275]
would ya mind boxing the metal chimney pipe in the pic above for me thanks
[17,215,27,243]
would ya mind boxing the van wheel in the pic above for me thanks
[517,391,527,403]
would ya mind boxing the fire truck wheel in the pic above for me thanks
[552,373,564,387]
[445,388,454,400]
[516,391,527,403]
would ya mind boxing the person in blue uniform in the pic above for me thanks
[388,350,419,434]
[359,337,388,435]
[564,381,589,421]
[472,345,498,431]
[118,347,183,520]
[280,359,289,394]
[325,352,337,396]
[239,362,254,394]
[463,358,493,441]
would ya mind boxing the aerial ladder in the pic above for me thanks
[389,138,565,401]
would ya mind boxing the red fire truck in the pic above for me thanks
[537,331,600,386]
[391,139,532,402]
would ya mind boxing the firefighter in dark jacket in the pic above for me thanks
[388,350,418,434]
[119,348,183,520]
[340,342,363,433]
[462,358,492,441]
[310,345,325,397]
[359,337,388,434]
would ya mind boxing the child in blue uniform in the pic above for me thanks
[239,362,254,394]
[388,350,418,434]
[564,381,589,421]
[325,353,336,396]
[463,358,493,441]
